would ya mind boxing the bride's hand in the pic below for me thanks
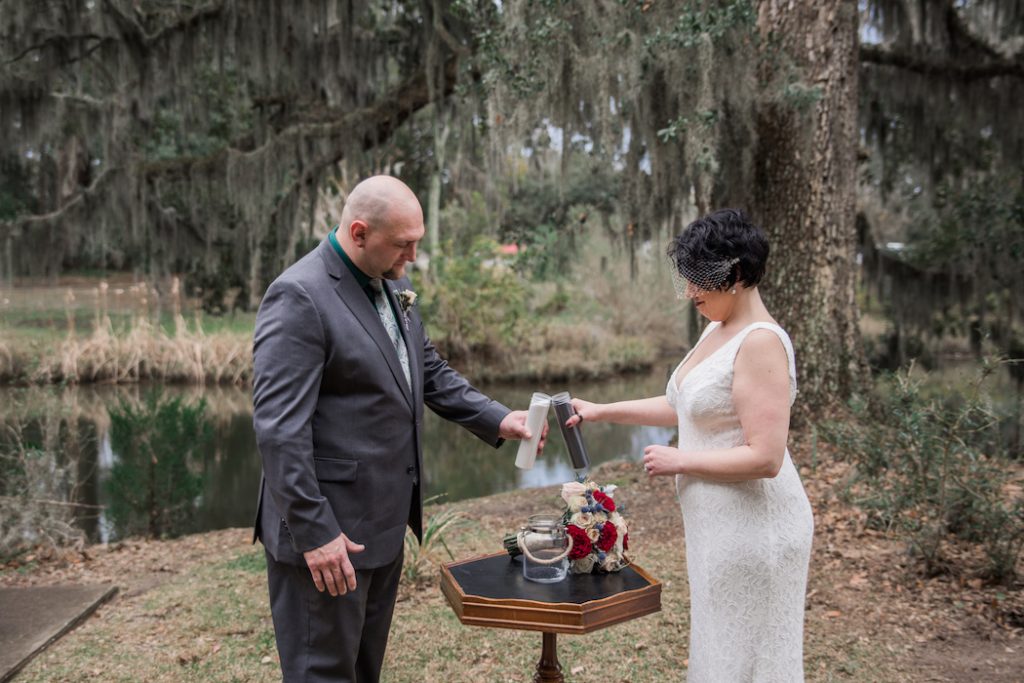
[642,444,682,477]
[567,397,599,427]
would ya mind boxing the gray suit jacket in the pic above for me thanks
[252,239,510,569]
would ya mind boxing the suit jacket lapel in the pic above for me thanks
[319,241,415,409]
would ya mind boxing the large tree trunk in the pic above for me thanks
[754,1,866,413]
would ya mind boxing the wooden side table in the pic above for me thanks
[441,553,661,682]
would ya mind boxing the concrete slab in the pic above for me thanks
[0,584,117,682]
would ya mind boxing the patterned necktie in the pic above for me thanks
[369,279,411,389]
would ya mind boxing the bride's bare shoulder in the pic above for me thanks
[736,327,790,366]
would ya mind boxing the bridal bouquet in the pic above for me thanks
[561,480,630,574]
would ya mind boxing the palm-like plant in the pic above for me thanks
[403,495,466,583]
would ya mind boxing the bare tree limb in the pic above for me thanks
[3,0,222,67]
[2,33,109,66]
[101,0,225,47]
[139,53,460,183]
[267,54,461,223]
[942,0,1005,62]
[49,92,110,108]
[0,167,118,237]
[4,52,458,237]
[859,43,1024,81]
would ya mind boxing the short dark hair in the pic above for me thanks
[667,209,769,289]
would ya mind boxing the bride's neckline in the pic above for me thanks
[673,320,778,389]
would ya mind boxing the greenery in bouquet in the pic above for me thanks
[560,480,630,574]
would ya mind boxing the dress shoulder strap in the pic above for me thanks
[698,320,719,342]
[729,322,798,400]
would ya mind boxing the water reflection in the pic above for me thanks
[420,372,677,503]
[0,366,677,542]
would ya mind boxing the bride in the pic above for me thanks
[569,209,814,682]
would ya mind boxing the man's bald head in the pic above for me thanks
[336,175,424,280]
[340,176,420,231]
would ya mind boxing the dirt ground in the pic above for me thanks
[1,450,1021,681]
[445,456,1023,682]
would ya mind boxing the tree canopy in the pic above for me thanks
[1,0,469,305]
[3,0,1022,407]
[858,0,1024,361]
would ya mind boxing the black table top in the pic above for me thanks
[447,554,652,605]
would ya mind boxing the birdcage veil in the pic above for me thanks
[669,255,740,299]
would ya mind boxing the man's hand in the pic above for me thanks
[499,410,549,453]
[302,532,365,596]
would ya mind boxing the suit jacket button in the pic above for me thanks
[406,466,415,474]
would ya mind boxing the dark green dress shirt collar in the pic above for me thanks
[328,228,375,302]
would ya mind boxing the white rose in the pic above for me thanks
[561,481,586,504]
[571,556,595,574]
[586,527,600,542]
[571,512,594,527]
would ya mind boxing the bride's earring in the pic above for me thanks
[730,288,737,295]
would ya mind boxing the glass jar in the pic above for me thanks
[517,513,570,583]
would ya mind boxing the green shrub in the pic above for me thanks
[825,364,1023,583]
[414,238,532,361]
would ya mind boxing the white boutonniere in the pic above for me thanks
[396,289,417,327]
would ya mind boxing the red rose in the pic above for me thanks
[593,490,616,512]
[566,524,592,560]
[623,533,629,550]
[597,523,617,552]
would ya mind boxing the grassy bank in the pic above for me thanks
[0,272,673,385]
[2,455,1021,682]
[0,278,255,385]
[0,314,660,386]
[0,319,254,385]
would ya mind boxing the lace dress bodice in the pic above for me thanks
[666,321,813,682]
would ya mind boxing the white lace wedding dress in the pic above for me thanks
[666,322,814,682]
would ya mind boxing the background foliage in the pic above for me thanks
[107,392,212,539]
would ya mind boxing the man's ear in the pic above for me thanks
[349,219,369,247]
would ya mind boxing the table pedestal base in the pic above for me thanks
[534,632,563,683]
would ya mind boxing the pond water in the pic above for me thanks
[0,366,678,543]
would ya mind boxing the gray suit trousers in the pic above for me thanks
[266,549,403,683]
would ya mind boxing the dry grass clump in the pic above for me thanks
[0,338,12,379]
[7,279,253,386]
[48,316,251,385]
[0,413,89,560]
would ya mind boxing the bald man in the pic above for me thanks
[252,176,538,682]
